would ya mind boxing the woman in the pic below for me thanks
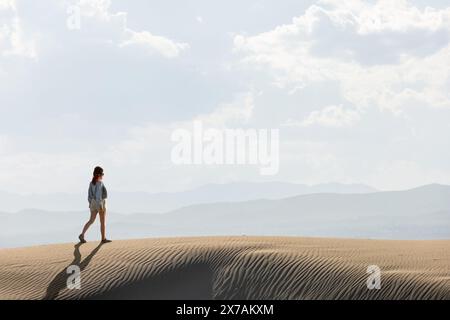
[79,166,112,244]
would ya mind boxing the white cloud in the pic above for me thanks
[76,0,189,58]
[120,30,189,58]
[102,92,258,191]
[195,92,256,127]
[77,0,112,18]
[233,0,450,114]
[0,0,15,12]
[106,122,170,167]
[106,92,257,162]
[1,0,189,59]
[0,0,36,58]
[284,105,361,128]
[1,0,450,194]
[320,0,450,33]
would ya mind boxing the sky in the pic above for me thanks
[0,0,450,194]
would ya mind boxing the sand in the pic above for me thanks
[0,237,448,300]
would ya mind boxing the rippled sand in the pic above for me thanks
[0,237,448,300]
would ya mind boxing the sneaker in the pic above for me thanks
[78,234,87,244]
[101,239,112,244]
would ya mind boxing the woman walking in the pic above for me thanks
[79,166,112,244]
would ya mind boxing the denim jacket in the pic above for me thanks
[88,181,108,205]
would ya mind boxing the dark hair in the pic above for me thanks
[91,166,104,185]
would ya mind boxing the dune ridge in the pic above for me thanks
[0,237,448,300]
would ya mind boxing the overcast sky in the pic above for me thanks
[1,0,450,194]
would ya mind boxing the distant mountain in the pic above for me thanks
[0,182,377,214]
[116,183,449,241]
[157,185,450,235]
[0,184,448,248]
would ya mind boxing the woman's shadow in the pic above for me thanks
[43,242,104,300]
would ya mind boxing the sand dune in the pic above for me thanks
[0,237,448,300]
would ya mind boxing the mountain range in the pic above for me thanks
[0,182,377,214]
[1,183,448,248]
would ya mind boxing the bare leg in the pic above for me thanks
[81,211,98,237]
[99,209,106,240]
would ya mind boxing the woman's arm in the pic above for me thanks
[102,185,108,200]
[88,183,93,203]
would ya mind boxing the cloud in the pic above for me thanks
[1,0,189,59]
[284,105,361,128]
[71,0,189,58]
[319,0,450,34]
[233,0,450,114]
[120,30,189,58]
[0,0,36,58]
[0,150,92,193]
[1,0,450,194]
[195,92,256,127]
[107,91,257,158]
[102,91,258,191]
[106,91,257,168]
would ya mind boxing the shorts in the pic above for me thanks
[89,199,106,213]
